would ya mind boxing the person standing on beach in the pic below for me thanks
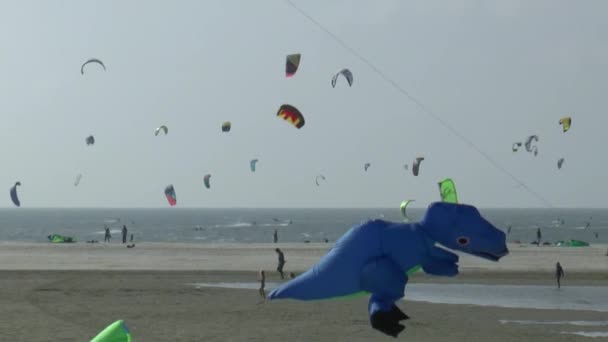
[122,225,128,244]
[275,248,286,279]
[104,225,111,243]
[555,262,565,288]
[273,229,278,243]
[536,227,542,245]
[258,270,266,299]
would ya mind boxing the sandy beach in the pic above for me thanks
[1,242,607,341]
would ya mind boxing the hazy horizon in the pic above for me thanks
[1,1,606,209]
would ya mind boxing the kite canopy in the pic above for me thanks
[557,158,565,170]
[315,174,326,186]
[400,200,414,221]
[331,68,354,87]
[81,58,106,75]
[512,142,522,152]
[48,234,76,243]
[221,121,231,132]
[10,181,21,207]
[364,163,371,172]
[203,174,211,189]
[524,135,538,156]
[250,159,259,172]
[555,239,589,247]
[438,178,458,204]
[91,320,131,342]
[164,184,176,206]
[86,135,95,146]
[74,174,82,187]
[559,116,572,133]
[412,157,424,176]
[155,125,168,136]
[277,104,305,129]
[285,53,301,78]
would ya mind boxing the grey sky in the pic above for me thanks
[1,1,606,208]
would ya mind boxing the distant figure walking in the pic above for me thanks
[555,262,565,288]
[536,227,542,245]
[275,248,286,279]
[273,229,278,243]
[104,226,111,243]
[258,270,266,299]
[122,225,128,244]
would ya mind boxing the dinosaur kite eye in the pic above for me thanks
[457,236,470,246]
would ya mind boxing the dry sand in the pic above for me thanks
[1,241,607,272]
[0,242,607,341]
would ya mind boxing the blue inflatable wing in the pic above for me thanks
[268,202,508,337]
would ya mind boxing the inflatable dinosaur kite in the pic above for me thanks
[268,202,508,337]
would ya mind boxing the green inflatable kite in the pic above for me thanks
[47,234,76,243]
[438,178,458,204]
[91,320,131,342]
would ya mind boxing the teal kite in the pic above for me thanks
[250,159,259,172]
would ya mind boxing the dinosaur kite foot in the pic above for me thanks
[370,305,409,338]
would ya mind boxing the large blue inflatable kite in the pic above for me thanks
[268,202,508,337]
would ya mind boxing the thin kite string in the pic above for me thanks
[285,0,552,207]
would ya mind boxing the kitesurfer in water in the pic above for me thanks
[273,229,278,243]
[536,227,542,245]
[556,262,565,289]
[258,270,266,299]
[104,226,111,243]
[275,248,286,279]
[122,225,128,244]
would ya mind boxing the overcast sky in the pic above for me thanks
[1,0,606,208]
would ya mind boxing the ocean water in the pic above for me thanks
[0,208,606,244]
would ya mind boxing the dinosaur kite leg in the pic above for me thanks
[361,257,409,337]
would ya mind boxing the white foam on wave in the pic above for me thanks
[500,320,608,326]
[93,229,122,235]
[561,331,608,338]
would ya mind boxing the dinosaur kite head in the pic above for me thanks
[420,202,508,262]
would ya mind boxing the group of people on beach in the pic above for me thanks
[103,225,135,248]
[258,248,293,299]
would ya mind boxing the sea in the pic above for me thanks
[0,208,606,244]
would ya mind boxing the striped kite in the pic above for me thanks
[164,184,176,206]
[277,104,305,129]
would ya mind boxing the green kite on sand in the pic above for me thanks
[91,320,131,342]
[47,234,76,243]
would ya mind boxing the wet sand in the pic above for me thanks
[1,242,607,341]
[1,271,607,341]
